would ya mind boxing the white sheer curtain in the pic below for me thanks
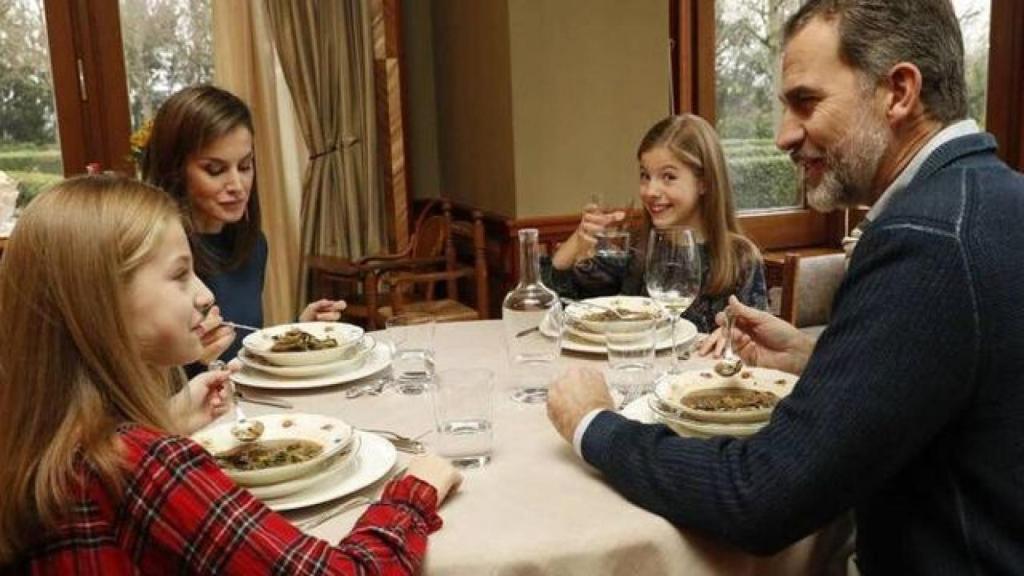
[212,0,308,324]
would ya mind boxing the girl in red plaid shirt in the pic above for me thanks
[0,175,462,574]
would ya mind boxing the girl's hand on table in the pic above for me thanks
[405,454,463,505]
[300,299,347,322]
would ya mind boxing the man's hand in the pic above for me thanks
[698,296,815,375]
[546,366,615,443]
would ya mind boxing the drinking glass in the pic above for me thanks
[430,368,494,468]
[604,316,658,408]
[645,227,701,374]
[384,314,436,394]
[594,229,630,261]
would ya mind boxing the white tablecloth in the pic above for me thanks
[239,320,851,575]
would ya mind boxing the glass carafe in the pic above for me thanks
[502,228,562,403]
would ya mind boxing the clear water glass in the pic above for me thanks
[594,229,630,261]
[605,316,658,408]
[431,368,494,468]
[384,313,436,394]
[645,227,701,374]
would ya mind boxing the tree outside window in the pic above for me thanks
[715,0,990,212]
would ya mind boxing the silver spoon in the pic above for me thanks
[210,360,265,442]
[714,308,744,377]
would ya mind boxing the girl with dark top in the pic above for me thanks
[543,114,767,333]
[142,85,345,366]
[0,176,461,573]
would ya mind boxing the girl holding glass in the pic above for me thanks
[544,114,768,334]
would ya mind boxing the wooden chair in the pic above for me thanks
[383,205,489,323]
[306,199,488,329]
[779,252,846,335]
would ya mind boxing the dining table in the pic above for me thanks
[235,319,852,575]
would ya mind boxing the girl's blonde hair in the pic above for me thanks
[0,175,182,563]
[637,114,761,295]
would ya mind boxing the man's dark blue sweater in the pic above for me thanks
[581,132,1024,574]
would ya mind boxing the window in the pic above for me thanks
[714,0,801,212]
[674,0,1013,252]
[953,0,990,127]
[0,0,64,206]
[119,0,213,143]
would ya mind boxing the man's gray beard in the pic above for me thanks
[804,109,890,212]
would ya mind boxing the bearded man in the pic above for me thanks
[546,1,1024,573]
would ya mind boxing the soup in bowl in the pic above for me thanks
[243,322,364,366]
[654,367,798,424]
[193,413,355,486]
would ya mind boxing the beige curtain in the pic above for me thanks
[212,0,307,325]
[264,0,384,304]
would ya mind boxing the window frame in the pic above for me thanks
[673,0,1023,252]
[43,0,132,176]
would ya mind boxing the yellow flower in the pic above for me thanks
[130,118,154,154]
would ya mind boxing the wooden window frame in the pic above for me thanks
[673,0,833,253]
[44,0,131,176]
[674,0,1024,252]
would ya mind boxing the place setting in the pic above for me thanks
[230,321,392,391]
[538,295,698,355]
[191,412,398,513]
[623,366,799,437]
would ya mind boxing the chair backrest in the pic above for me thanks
[780,252,846,328]
[411,210,448,261]
[449,210,489,318]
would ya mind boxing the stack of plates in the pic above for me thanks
[647,367,799,437]
[541,296,698,355]
[193,413,397,511]
[232,322,391,390]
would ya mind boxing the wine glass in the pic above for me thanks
[645,227,701,374]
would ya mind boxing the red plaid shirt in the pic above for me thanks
[9,425,442,575]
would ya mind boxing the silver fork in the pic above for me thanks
[360,428,427,454]
[295,496,372,531]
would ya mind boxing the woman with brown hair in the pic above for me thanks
[0,175,461,573]
[142,85,344,366]
[545,114,767,333]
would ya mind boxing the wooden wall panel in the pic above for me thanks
[373,0,410,251]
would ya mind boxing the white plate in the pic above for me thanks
[260,430,397,511]
[237,336,377,378]
[247,436,362,501]
[232,344,391,390]
[243,322,364,367]
[621,394,765,438]
[542,312,697,355]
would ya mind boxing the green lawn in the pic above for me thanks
[0,146,64,206]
